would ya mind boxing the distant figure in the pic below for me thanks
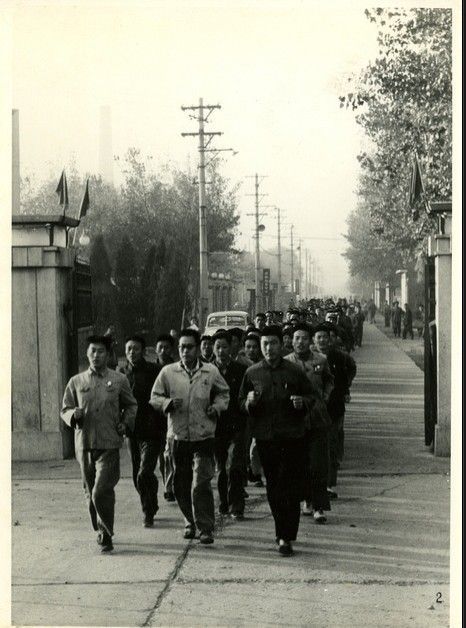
[392,302,402,338]
[104,325,118,370]
[367,299,376,324]
[402,303,414,340]
[383,301,391,327]
[416,304,425,338]
[188,316,199,332]
[169,329,179,345]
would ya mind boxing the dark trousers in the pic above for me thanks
[171,438,215,534]
[127,436,163,519]
[256,437,306,542]
[384,313,391,327]
[402,324,414,339]
[76,448,120,537]
[304,428,330,511]
[354,325,363,347]
[393,321,401,337]
[328,415,344,487]
[215,429,246,515]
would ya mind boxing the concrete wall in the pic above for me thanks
[12,246,75,461]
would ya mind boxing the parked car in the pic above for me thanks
[203,310,250,336]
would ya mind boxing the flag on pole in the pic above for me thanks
[409,153,430,221]
[79,178,90,219]
[56,170,69,211]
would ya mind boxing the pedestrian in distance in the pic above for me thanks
[150,328,230,545]
[254,312,266,331]
[242,333,264,487]
[229,327,253,367]
[392,302,402,338]
[212,331,248,519]
[239,325,314,557]
[103,324,119,370]
[188,316,200,331]
[118,335,166,528]
[383,301,391,328]
[402,303,414,340]
[61,335,137,552]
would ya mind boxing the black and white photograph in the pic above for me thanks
[1,0,461,626]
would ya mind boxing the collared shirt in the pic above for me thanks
[150,360,230,441]
[239,358,313,440]
[284,351,334,402]
[61,367,137,450]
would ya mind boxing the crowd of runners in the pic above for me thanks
[61,296,369,556]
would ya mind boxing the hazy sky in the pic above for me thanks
[11,1,380,294]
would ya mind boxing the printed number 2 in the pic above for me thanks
[436,592,443,604]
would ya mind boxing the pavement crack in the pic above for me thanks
[141,541,191,627]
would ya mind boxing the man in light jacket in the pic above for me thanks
[61,335,137,552]
[150,328,229,545]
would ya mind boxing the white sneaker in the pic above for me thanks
[313,510,327,524]
[302,502,313,516]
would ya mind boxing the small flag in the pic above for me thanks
[56,170,69,210]
[409,154,430,221]
[79,178,90,219]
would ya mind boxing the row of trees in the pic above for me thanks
[342,8,452,293]
[21,150,240,346]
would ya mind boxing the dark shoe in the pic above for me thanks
[327,488,338,499]
[230,512,244,521]
[143,516,154,528]
[278,541,293,557]
[199,532,214,545]
[183,525,196,540]
[98,531,113,552]
[164,491,176,502]
[313,510,327,524]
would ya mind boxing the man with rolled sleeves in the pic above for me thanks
[61,335,137,552]
[239,325,313,557]
[150,328,230,545]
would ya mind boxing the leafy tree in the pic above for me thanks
[341,8,452,288]
[89,234,118,334]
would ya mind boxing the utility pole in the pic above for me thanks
[181,98,224,329]
[305,249,308,299]
[246,174,268,314]
[290,225,294,302]
[298,238,302,302]
[274,206,282,297]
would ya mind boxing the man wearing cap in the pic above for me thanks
[61,335,137,552]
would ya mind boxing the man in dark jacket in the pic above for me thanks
[119,335,166,527]
[239,325,313,557]
[392,302,402,337]
[402,303,414,339]
[313,323,356,499]
[212,331,248,519]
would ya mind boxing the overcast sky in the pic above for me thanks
[11,1,380,294]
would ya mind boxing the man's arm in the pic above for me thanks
[150,368,174,415]
[321,358,335,403]
[61,379,79,427]
[210,369,230,416]
[119,376,138,433]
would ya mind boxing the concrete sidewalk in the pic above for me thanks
[12,324,451,627]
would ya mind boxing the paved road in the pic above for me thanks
[11,323,451,626]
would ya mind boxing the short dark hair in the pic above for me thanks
[292,323,312,337]
[212,331,231,345]
[282,325,293,337]
[244,333,260,346]
[179,328,201,346]
[261,325,283,342]
[200,334,213,343]
[313,322,333,336]
[156,333,175,347]
[87,335,112,351]
[255,312,266,319]
[124,334,146,350]
[228,327,244,341]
